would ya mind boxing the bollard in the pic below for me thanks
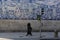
[54,30,58,38]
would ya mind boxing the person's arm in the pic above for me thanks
[30,27,32,30]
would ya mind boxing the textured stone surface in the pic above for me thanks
[0,20,40,32]
[41,20,60,30]
[0,20,59,32]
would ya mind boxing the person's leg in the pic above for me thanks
[26,32,30,36]
[30,32,32,36]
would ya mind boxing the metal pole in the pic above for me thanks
[40,8,44,39]
[40,17,43,38]
[40,16,42,38]
[36,3,44,39]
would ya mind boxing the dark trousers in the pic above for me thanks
[26,31,32,36]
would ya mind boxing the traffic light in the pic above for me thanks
[41,8,44,15]
[37,8,44,20]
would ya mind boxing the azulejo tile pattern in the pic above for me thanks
[0,0,60,20]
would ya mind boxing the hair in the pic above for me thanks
[27,23,31,26]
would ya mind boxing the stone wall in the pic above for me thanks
[41,20,60,31]
[0,20,40,32]
[0,20,60,32]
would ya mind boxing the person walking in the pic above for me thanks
[26,23,32,36]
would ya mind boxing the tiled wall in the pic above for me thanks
[0,0,60,20]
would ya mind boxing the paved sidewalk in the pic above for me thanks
[0,32,60,40]
[0,32,40,40]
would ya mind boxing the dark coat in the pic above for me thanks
[27,23,32,34]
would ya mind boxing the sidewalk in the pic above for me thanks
[0,32,60,40]
[0,32,40,40]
